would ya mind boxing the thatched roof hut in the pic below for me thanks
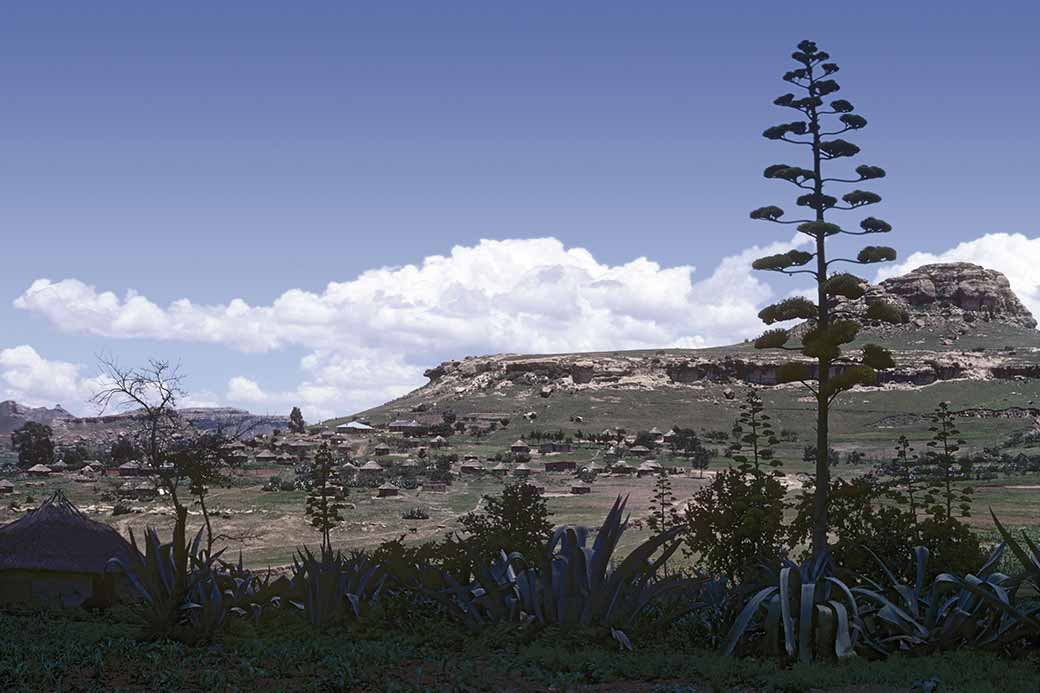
[0,491,138,608]
[0,479,13,494]
[460,460,483,475]
[27,464,52,476]
[377,483,400,498]
[637,460,662,477]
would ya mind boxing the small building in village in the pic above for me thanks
[337,421,374,435]
[510,439,530,455]
[0,480,13,494]
[372,442,391,457]
[544,459,577,473]
[27,464,52,477]
[582,461,604,474]
[0,491,138,608]
[388,419,425,436]
[610,461,635,476]
[255,450,280,463]
[359,460,384,481]
[377,483,400,498]
[637,460,663,478]
[460,460,483,475]
[117,461,146,477]
[430,435,449,448]
[571,483,592,495]
[118,481,159,501]
[513,463,532,479]
[538,441,574,454]
[490,462,510,477]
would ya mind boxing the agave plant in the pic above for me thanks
[992,510,1040,590]
[428,495,706,649]
[289,545,387,627]
[722,551,863,662]
[106,526,226,639]
[852,544,1040,655]
[213,552,291,625]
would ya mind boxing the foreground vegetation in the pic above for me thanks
[3,607,1038,692]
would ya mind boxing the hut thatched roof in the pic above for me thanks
[27,464,52,474]
[0,491,137,574]
[360,460,383,471]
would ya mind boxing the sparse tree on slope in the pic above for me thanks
[750,40,905,557]
[11,422,55,469]
[288,406,306,434]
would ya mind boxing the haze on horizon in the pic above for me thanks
[2,2,1038,421]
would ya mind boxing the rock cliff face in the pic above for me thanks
[411,263,1038,403]
[0,401,73,435]
[834,263,1036,329]
[1,401,288,446]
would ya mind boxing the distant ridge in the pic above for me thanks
[0,401,72,435]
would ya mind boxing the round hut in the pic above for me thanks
[0,491,138,608]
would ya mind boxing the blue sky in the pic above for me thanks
[2,2,1038,420]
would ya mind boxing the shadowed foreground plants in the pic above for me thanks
[289,545,387,628]
[418,495,707,649]
[853,544,1040,655]
[2,609,1038,693]
[723,543,1040,663]
[106,526,285,641]
[723,551,862,662]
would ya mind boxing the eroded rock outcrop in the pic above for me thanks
[416,263,1038,401]
[834,263,1036,329]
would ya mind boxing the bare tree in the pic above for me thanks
[93,358,192,585]
[92,357,251,581]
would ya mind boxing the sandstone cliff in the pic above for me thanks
[411,263,1038,404]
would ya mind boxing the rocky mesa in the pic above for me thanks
[411,263,1039,404]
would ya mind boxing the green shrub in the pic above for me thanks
[683,468,787,581]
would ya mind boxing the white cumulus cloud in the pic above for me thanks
[0,345,109,411]
[15,236,811,419]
